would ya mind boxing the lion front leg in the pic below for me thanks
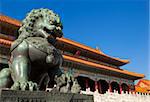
[10,55,37,91]
[10,40,38,91]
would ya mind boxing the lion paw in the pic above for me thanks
[11,81,38,91]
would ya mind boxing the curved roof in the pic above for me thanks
[0,14,21,27]
[63,55,144,78]
[58,37,129,65]
[135,79,150,93]
[0,15,129,66]
[0,38,12,46]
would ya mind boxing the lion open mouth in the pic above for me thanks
[43,26,63,38]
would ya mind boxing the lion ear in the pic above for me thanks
[18,27,23,34]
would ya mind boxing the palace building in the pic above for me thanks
[0,15,145,94]
[135,79,150,93]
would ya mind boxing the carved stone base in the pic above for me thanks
[0,89,93,102]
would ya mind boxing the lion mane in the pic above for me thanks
[11,8,62,51]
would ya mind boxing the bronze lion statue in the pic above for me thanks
[0,8,80,93]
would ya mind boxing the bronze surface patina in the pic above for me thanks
[0,8,80,93]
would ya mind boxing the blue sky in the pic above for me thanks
[0,0,149,80]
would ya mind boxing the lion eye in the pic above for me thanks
[49,20,53,24]
[53,21,57,25]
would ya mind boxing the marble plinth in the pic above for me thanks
[0,89,93,102]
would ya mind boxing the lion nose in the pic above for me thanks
[56,27,61,31]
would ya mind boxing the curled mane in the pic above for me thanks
[18,8,60,39]
[11,8,60,51]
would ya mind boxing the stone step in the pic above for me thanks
[0,89,93,102]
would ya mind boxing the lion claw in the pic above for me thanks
[11,81,38,91]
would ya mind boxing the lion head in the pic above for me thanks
[18,8,63,42]
[11,8,63,51]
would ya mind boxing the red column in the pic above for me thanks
[128,85,131,92]
[119,84,122,94]
[85,78,89,89]
[109,82,112,92]
[95,81,98,91]
[98,81,102,93]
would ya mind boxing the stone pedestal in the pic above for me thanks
[0,89,93,102]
